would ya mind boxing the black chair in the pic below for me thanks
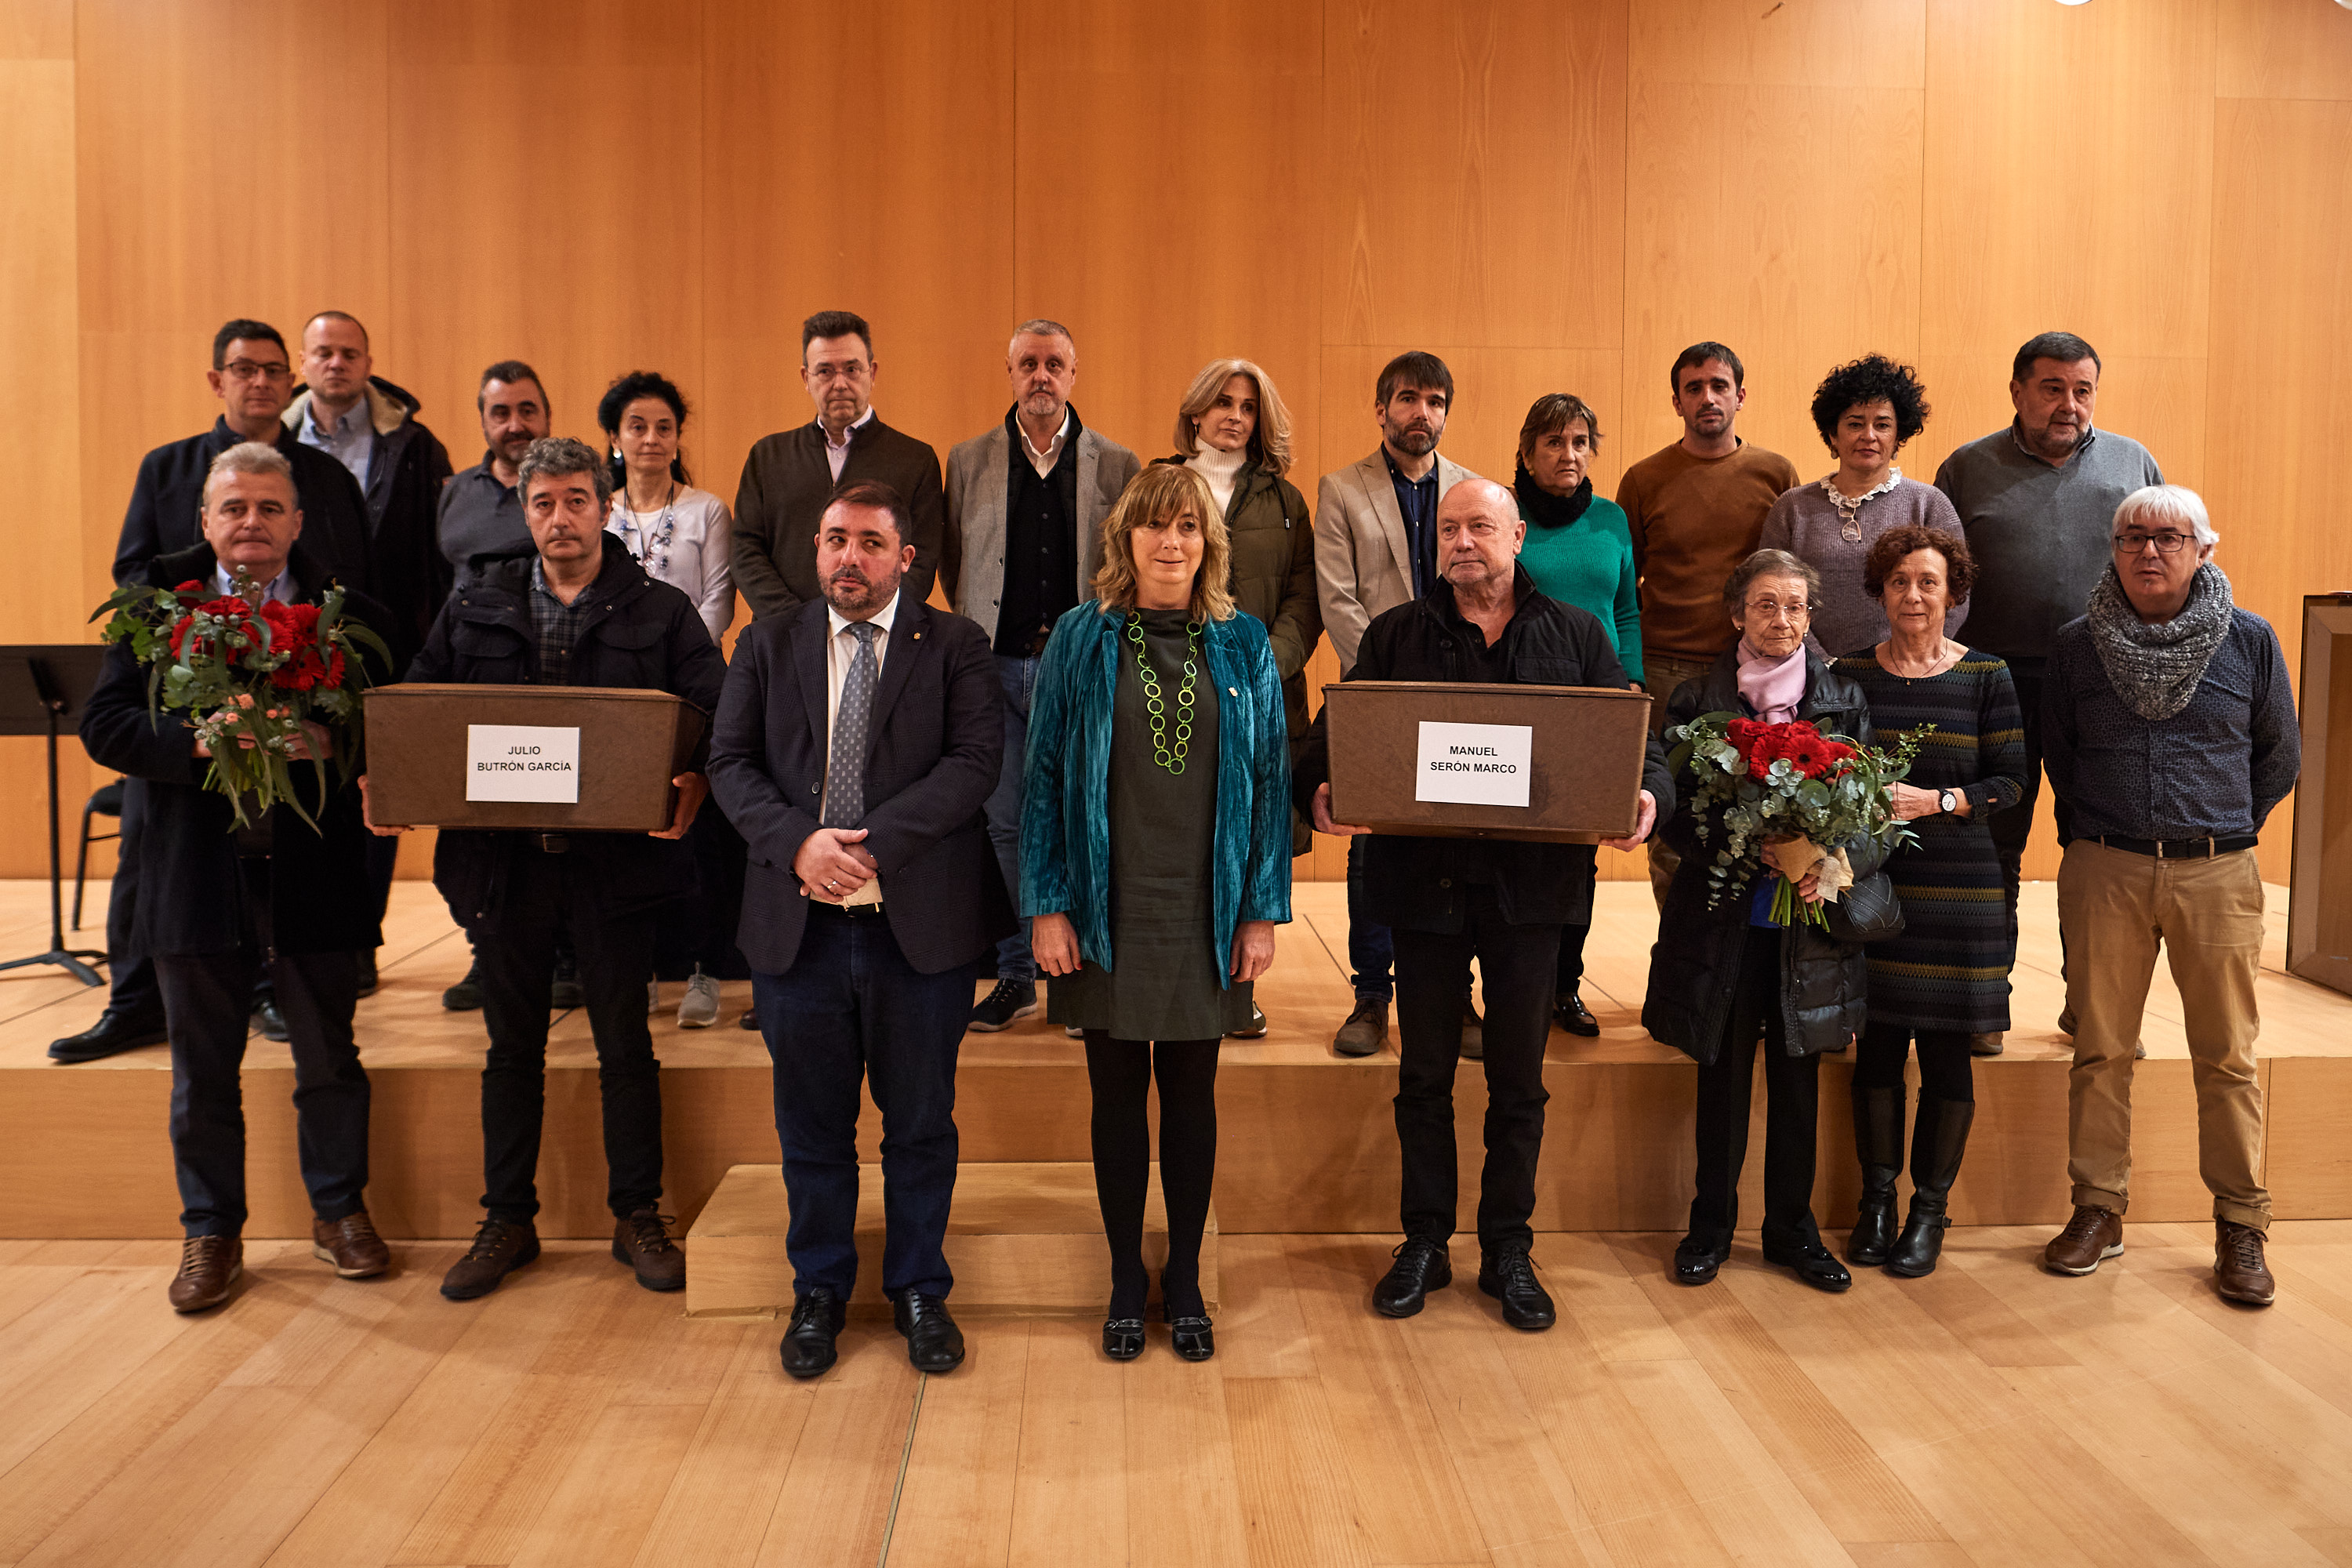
[72,779,125,931]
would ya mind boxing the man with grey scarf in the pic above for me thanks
[2038,485,2299,1305]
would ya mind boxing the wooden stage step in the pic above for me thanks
[684,1161,1216,1317]
[2,880,2347,1240]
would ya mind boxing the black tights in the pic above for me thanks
[1853,1021,1975,1102]
[1084,1034,1218,1319]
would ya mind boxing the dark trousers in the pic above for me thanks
[474,844,663,1221]
[155,946,368,1238]
[1555,860,1597,995]
[982,652,1042,982]
[754,904,967,1300]
[1346,833,1394,1001]
[1988,659,2071,973]
[1690,934,1821,1249]
[1392,887,1559,1249]
[103,779,162,1018]
[365,830,398,926]
[654,805,751,981]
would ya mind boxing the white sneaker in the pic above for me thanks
[647,979,662,1016]
[677,969,721,1029]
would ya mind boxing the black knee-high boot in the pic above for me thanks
[1847,1084,1906,1266]
[1886,1097,1973,1278]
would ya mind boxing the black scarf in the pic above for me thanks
[1513,460,1594,530]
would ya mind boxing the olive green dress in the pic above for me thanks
[1048,607,1255,1040]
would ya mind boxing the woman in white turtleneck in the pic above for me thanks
[1152,358,1321,1040]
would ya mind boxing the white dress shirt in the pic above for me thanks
[820,588,898,903]
[1018,407,1073,477]
[822,405,879,483]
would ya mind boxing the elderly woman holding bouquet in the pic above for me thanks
[1831,526,2023,1276]
[1023,463,1291,1362]
[1644,548,1884,1294]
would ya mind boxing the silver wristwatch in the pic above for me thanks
[1938,789,1958,815]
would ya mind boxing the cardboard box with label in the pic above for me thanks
[362,683,707,832]
[1322,681,1652,844]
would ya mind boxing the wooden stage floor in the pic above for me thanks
[2,877,2349,1239]
[3,1222,2352,1566]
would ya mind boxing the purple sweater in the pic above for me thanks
[1759,474,1968,659]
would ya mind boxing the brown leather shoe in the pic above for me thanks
[614,1207,685,1292]
[168,1235,242,1312]
[2043,1205,2125,1276]
[441,1218,539,1300]
[312,1211,390,1279]
[2215,1220,2277,1305]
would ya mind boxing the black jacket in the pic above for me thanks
[79,543,401,957]
[1641,648,1884,1063]
[708,594,1011,975]
[112,418,376,603]
[407,539,727,931]
[1293,566,1675,932]
[285,377,455,652]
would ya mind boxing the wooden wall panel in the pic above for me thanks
[2217,0,2352,100]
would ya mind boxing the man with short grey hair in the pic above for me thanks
[941,319,1141,1030]
[2038,485,2297,1303]
[1936,332,2165,1053]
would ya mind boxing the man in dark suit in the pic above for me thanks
[80,442,401,1312]
[731,310,947,619]
[709,479,1009,1379]
[55,318,381,1068]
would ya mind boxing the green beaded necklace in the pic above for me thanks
[1126,612,1203,774]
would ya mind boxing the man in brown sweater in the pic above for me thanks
[1616,341,1798,906]
[733,310,947,619]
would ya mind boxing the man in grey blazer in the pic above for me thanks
[940,319,1142,1032]
[1312,350,1481,1059]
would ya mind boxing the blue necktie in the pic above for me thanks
[823,621,880,827]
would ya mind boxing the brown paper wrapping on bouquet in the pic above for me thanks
[1761,837,1855,901]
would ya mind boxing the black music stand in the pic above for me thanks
[0,644,112,985]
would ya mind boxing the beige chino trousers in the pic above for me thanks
[2056,840,2270,1229]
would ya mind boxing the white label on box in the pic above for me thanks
[466,724,582,803]
[1414,720,1533,808]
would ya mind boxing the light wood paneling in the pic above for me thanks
[2219,0,2352,100]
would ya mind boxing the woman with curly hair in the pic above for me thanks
[1760,355,1966,659]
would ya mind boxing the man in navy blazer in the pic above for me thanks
[709,479,1011,1380]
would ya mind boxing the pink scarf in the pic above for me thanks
[1736,638,1807,722]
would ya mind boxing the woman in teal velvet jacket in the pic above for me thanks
[1022,463,1291,1363]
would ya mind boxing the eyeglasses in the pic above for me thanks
[2113,531,2194,556]
[1742,600,1812,622]
[220,360,292,383]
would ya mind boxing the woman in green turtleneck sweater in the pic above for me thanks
[1511,393,1642,1040]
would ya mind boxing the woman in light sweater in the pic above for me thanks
[1759,355,1965,659]
[599,371,743,1030]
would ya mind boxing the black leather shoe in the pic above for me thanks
[738,1007,759,1030]
[1554,993,1600,1037]
[1168,1314,1215,1361]
[1886,1097,1974,1279]
[893,1290,966,1374]
[1762,1236,1853,1293]
[1102,1316,1145,1361]
[1459,1000,1484,1062]
[49,1007,168,1062]
[780,1288,846,1379]
[252,998,289,1042]
[441,961,484,1011]
[1478,1246,1556,1330]
[1373,1238,1450,1318]
[354,949,379,998]
[1673,1231,1730,1286]
[550,958,584,1011]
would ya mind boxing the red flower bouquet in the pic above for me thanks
[1666,713,1924,927]
[92,569,390,829]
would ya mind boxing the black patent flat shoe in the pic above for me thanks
[1762,1236,1853,1293]
[1168,1315,1214,1361]
[1102,1316,1145,1360]
[1672,1232,1730,1287]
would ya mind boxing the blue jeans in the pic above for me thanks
[754,906,967,1300]
[1346,834,1394,1002]
[984,653,1041,982]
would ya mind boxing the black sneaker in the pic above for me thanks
[1225,1006,1269,1039]
[1478,1246,1556,1330]
[968,978,1039,1033]
[1372,1238,1451,1317]
[442,961,484,1011]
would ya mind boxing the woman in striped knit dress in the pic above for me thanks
[1833,525,2024,1278]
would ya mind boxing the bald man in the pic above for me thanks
[1295,477,1674,1333]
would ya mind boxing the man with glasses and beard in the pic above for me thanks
[1312,352,1482,1061]
[708,481,1008,1381]
[54,319,376,1066]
